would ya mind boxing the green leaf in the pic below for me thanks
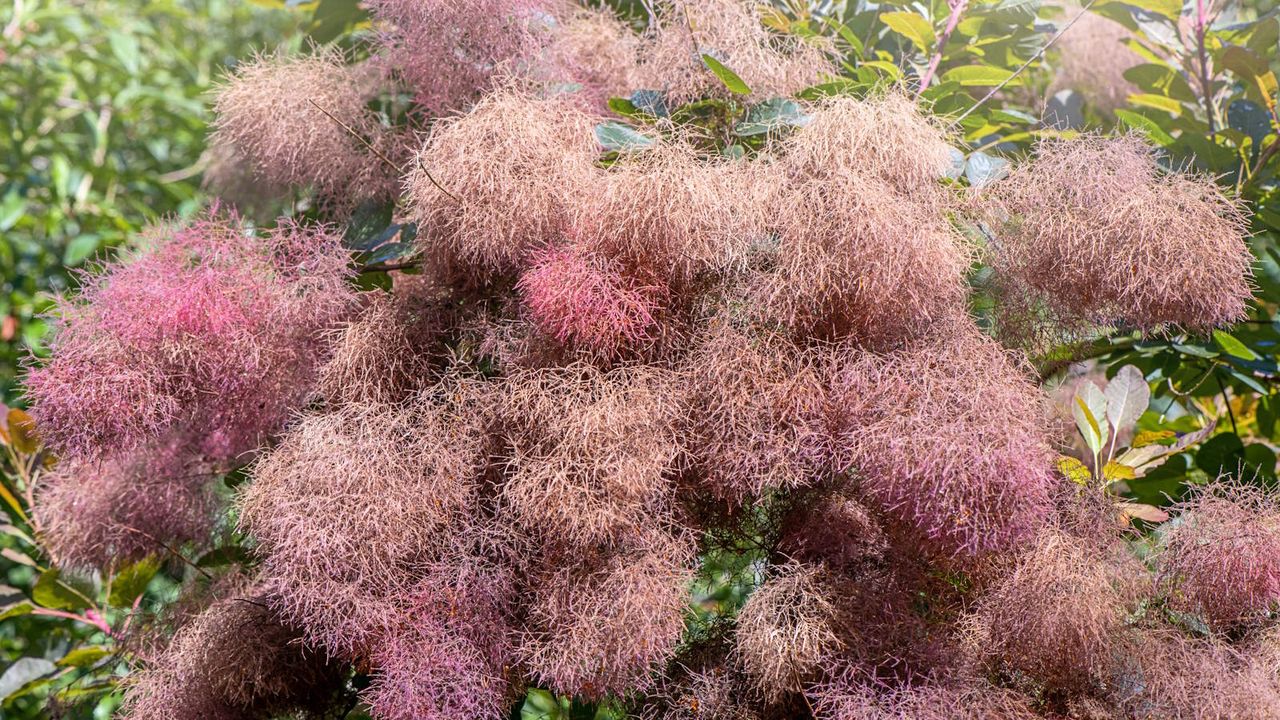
[0,657,56,702]
[964,151,1008,188]
[344,199,395,251]
[1196,432,1245,476]
[1212,329,1259,360]
[522,689,568,720]
[1104,0,1180,22]
[62,235,99,267]
[700,54,752,95]
[1128,93,1183,115]
[107,556,159,607]
[734,98,811,136]
[1105,365,1151,439]
[880,11,935,53]
[593,122,657,151]
[0,601,33,622]
[940,65,1016,87]
[57,646,110,668]
[1115,109,1176,146]
[33,569,91,612]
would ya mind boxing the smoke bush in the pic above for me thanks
[519,536,694,699]
[34,436,218,570]
[239,391,486,657]
[407,89,598,282]
[734,562,843,702]
[1159,485,1280,632]
[1048,8,1142,115]
[966,529,1139,693]
[25,210,354,461]
[367,0,552,113]
[122,583,343,720]
[517,245,664,358]
[982,135,1252,347]
[211,53,401,207]
[681,321,828,502]
[830,324,1056,556]
[498,364,683,549]
[26,7,1273,717]
[634,0,833,104]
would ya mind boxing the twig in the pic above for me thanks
[360,260,421,274]
[1217,373,1238,436]
[950,0,1098,127]
[307,98,402,174]
[414,156,461,205]
[916,0,970,98]
[1193,0,1217,137]
[121,526,213,580]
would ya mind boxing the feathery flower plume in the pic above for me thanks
[122,585,343,720]
[1159,484,1280,632]
[982,134,1252,347]
[1126,631,1280,720]
[811,682,1041,720]
[211,53,401,207]
[24,210,354,461]
[830,324,1056,556]
[407,89,598,283]
[782,94,956,197]
[499,364,683,549]
[734,562,843,702]
[318,283,453,405]
[238,392,485,657]
[34,437,218,571]
[574,144,770,284]
[640,660,762,720]
[520,536,694,699]
[778,492,888,573]
[680,321,827,503]
[757,168,970,345]
[634,0,833,105]
[366,556,518,720]
[1048,8,1141,115]
[367,0,552,113]
[966,529,1138,693]
[517,245,664,358]
[539,6,641,109]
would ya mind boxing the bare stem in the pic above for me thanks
[917,0,971,98]
[1194,0,1218,137]
[950,0,1098,127]
[307,98,402,174]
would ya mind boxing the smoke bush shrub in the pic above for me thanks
[18,2,1272,718]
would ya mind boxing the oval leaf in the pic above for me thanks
[594,121,657,151]
[1104,365,1150,438]
[0,657,56,701]
[1212,329,1259,360]
[33,569,91,612]
[700,54,752,95]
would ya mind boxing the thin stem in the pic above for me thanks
[307,99,402,174]
[1217,373,1238,436]
[916,0,970,98]
[950,0,1098,127]
[31,608,113,637]
[1194,0,1217,137]
[414,156,461,205]
[359,260,421,275]
[120,526,213,580]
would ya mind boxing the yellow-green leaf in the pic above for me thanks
[1128,93,1183,116]
[1056,456,1092,486]
[57,646,111,668]
[880,11,935,54]
[1212,329,1259,360]
[7,409,38,455]
[941,65,1017,87]
[1133,430,1176,448]
[700,54,752,95]
[1102,461,1137,483]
